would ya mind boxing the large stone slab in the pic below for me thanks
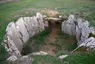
[79,37,95,49]
[76,19,84,45]
[6,22,23,51]
[15,17,29,43]
[23,17,38,37]
[81,21,90,43]
[4,36,21,57]
[31,16,39,35]
[23,17,32,37]
[36,13,45,32]
[62,14,76,35]
[76,19,90,45]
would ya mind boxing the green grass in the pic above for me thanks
[32,51,95,64]
[55,30,77,55]
[63,51,95,64]
[0,45,8,64]
[32,29,50,45]
[32,55,62,64]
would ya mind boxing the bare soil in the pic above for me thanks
[40,22,60,55]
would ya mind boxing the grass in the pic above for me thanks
[32,55,62,64]
[32,51,95,64]
[55,30,77,55]
[0,45,8,64]
[63,51,95,64]
[32,29,50,45]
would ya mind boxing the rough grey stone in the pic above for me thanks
[79,37,95,49]
[4,36,21,57]
[62,14,76,35]
[31,16,39,36]
[76,19,90,45]
[23,17,38,37]
[6,22,23,51]
[16,17,29,43]
[36,13,45,32]
[12,55,32,64]
[81,21,90,43]
[7,55,17,61]
[23,17,33,37]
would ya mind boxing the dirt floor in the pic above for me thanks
[40,22,61,55]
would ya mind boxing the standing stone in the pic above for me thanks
[79,37,95,49]
[31,16,39,35]
[62,14,76,35]
[6,22,23,51]
[81,21,90,43]
[23,17,38,37]
[36,13,45,32]
[76,18,83,45]
[76,19,90,45]
[15,17,29,43]
[23,17,32,37]
[3,35,21,58]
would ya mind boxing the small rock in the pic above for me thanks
[32,51,48,55]
[58,55,68,59]
[7,55,17,61]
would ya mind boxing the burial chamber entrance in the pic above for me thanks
[21,17,77,56]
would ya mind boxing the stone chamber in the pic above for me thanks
[2,13,95,64]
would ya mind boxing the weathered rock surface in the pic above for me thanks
[32,51,48,55]
[58,55,68,59]
[76,19,90,45]
[23,16,39,37]
[16,17,29,43]
[7,55,17,61]
[62,14,76,35]
[6,22,23,51]
[4,36,21,58]
[31,16,39,36]
[79,37,95,49]
[36,13,45,32]
[80,21,90,43]
[9,55,32,64]
[23,17,33,37]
